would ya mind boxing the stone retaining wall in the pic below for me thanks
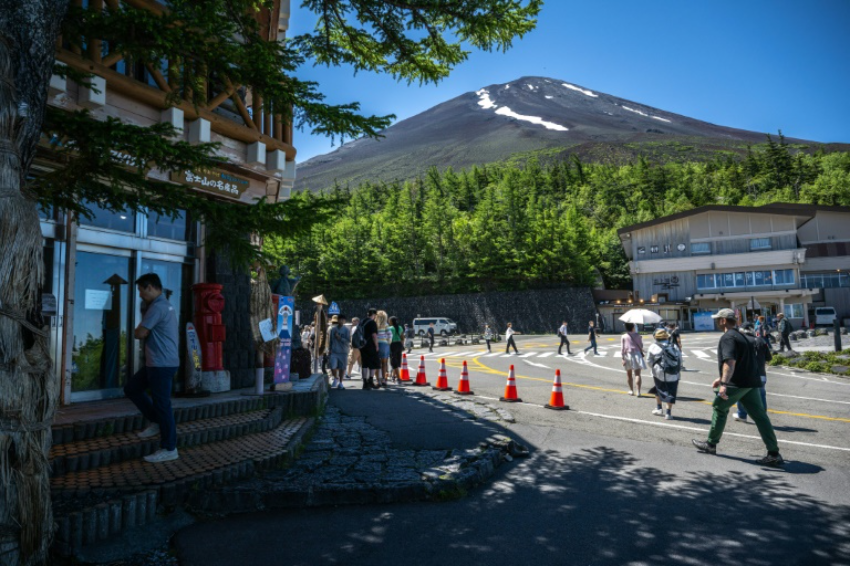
[298,287,597,335]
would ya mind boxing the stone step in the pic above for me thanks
[52,415,315,556]
[49,408,278,477]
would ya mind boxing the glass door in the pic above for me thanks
[71,251,132,401]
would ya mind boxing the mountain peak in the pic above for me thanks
[295,77,805,192]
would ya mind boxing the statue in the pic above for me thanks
[272,265,301,297]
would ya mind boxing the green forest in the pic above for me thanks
[269,136,850,299]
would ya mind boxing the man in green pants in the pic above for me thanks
[692,308,784,466]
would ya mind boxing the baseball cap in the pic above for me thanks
[711,308,736,319]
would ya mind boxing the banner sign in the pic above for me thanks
[328,301,340,315]
[170,168,250,199]
[694,312,715,332]
[273,296,295,385]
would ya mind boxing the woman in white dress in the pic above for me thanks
[621,322,647,396]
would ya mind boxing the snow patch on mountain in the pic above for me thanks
[652,115,672,123]
[562,83,598,97]
[476,88,567,131]
[545,95,554,99]
[476,89,497,109]
[622,105,672,123]
[494,106,568,131]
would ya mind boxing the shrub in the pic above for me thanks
[805,362,829,373]
[768,356,784,366]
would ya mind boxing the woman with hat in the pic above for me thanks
[646,327,683,420]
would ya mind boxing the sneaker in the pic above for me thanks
[756,453,784,467]
[652,408,663,416]
[733,413,747,422]
[692,439,717,454]
[330,378,338,388]
[144,448,179,463]
[344,374,351,380]
[628,390,635,396]
[665,414,672,420]
[337,382,345,390]
[137,423,160,439]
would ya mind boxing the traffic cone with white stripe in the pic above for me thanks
[412,355,430,387]
[399,353,412,383]
[432,358,452,391]
[454,361,474,395]
[544,369,569,410]
[499,365,522,403]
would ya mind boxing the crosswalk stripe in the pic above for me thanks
[538,352,554,358]
[518,352,537,358]
[446,351,473,357]
[692,350,709,358]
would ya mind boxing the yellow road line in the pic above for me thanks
[462,356,850,424]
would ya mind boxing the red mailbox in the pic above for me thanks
[192,283,226,371]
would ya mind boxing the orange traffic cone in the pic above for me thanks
[499,365,522,403]
[412,355,430,387]
[432,358,452,391]
[399,353,412,383]
[544,369,569,410]
[454,360,474,395]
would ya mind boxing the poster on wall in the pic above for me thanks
[273,296,295,387]
[694,312,716,332]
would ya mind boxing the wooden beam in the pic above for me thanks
[273,113,282,141]
[222,77,257,131]
[145,62,171,93]
[102,51,124,68]
[122,0,165,16]
[207,85,237,112]
[55,50,296,159]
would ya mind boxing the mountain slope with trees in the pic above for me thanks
[272,137,850,299]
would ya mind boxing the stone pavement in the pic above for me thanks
[188,383,529,513]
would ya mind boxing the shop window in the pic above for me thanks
[691,242,711,255]
[749,238,772,251]
[785,303,805,318]
[79,200,136,233]
[773,269,795,285]
[697,274,716,289]
[148,209,192,241]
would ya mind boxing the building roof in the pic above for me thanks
[616,203,823,238]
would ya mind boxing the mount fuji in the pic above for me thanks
[295,76,832,192]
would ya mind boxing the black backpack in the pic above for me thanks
[653,343,681,376]
[351,320,367,349]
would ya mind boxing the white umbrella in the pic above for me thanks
[619,309,663,325]
[745,297,761,310]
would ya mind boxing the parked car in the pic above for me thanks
[412,317,458,337]
[814,307,837,326]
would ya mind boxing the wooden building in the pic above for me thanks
[39,0,296,404]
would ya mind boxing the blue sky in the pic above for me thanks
[289,0,850,162]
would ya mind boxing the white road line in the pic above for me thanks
[678,380,850,405]
[524,361,551,370]
[692,350,710,359]
[538,352,555,358]
[447,351,474,357]
[612,351,621,358]
[518,352,537,358]
[481,353,502,358]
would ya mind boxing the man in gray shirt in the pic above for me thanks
[124,273,180,463]
[328,314,350,390]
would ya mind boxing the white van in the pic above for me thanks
[413,317,458,337]
[815,307,837,326]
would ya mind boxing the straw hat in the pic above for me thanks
[654,328,669,340]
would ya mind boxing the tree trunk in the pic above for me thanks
[0,2,69,564]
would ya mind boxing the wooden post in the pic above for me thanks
[253,92,263,130]
[273,113,282,141]
[88,0,104,63]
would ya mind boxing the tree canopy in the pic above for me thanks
[269,137,850,299]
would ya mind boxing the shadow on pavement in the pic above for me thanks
[174,389,850,566]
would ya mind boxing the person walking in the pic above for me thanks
[732,323,772,422]
[584,321,599,356]
[345,316,361,380]
[557,320,572,356]
[404,323,415,355]
[389,316,404,383]
[376,310,391,387]
[692,308,784,466]
[667,321,685,370]
[621,322,646,396]
[358,308,381,390]
[505,322,520,354]
[125,273,180,463]
[484,324,494,353]
[777,313,793,353]
[427,322,436,353]
[646,328,682,420]
[328,314,350,390]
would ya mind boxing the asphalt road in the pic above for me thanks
[175,333,850,566]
